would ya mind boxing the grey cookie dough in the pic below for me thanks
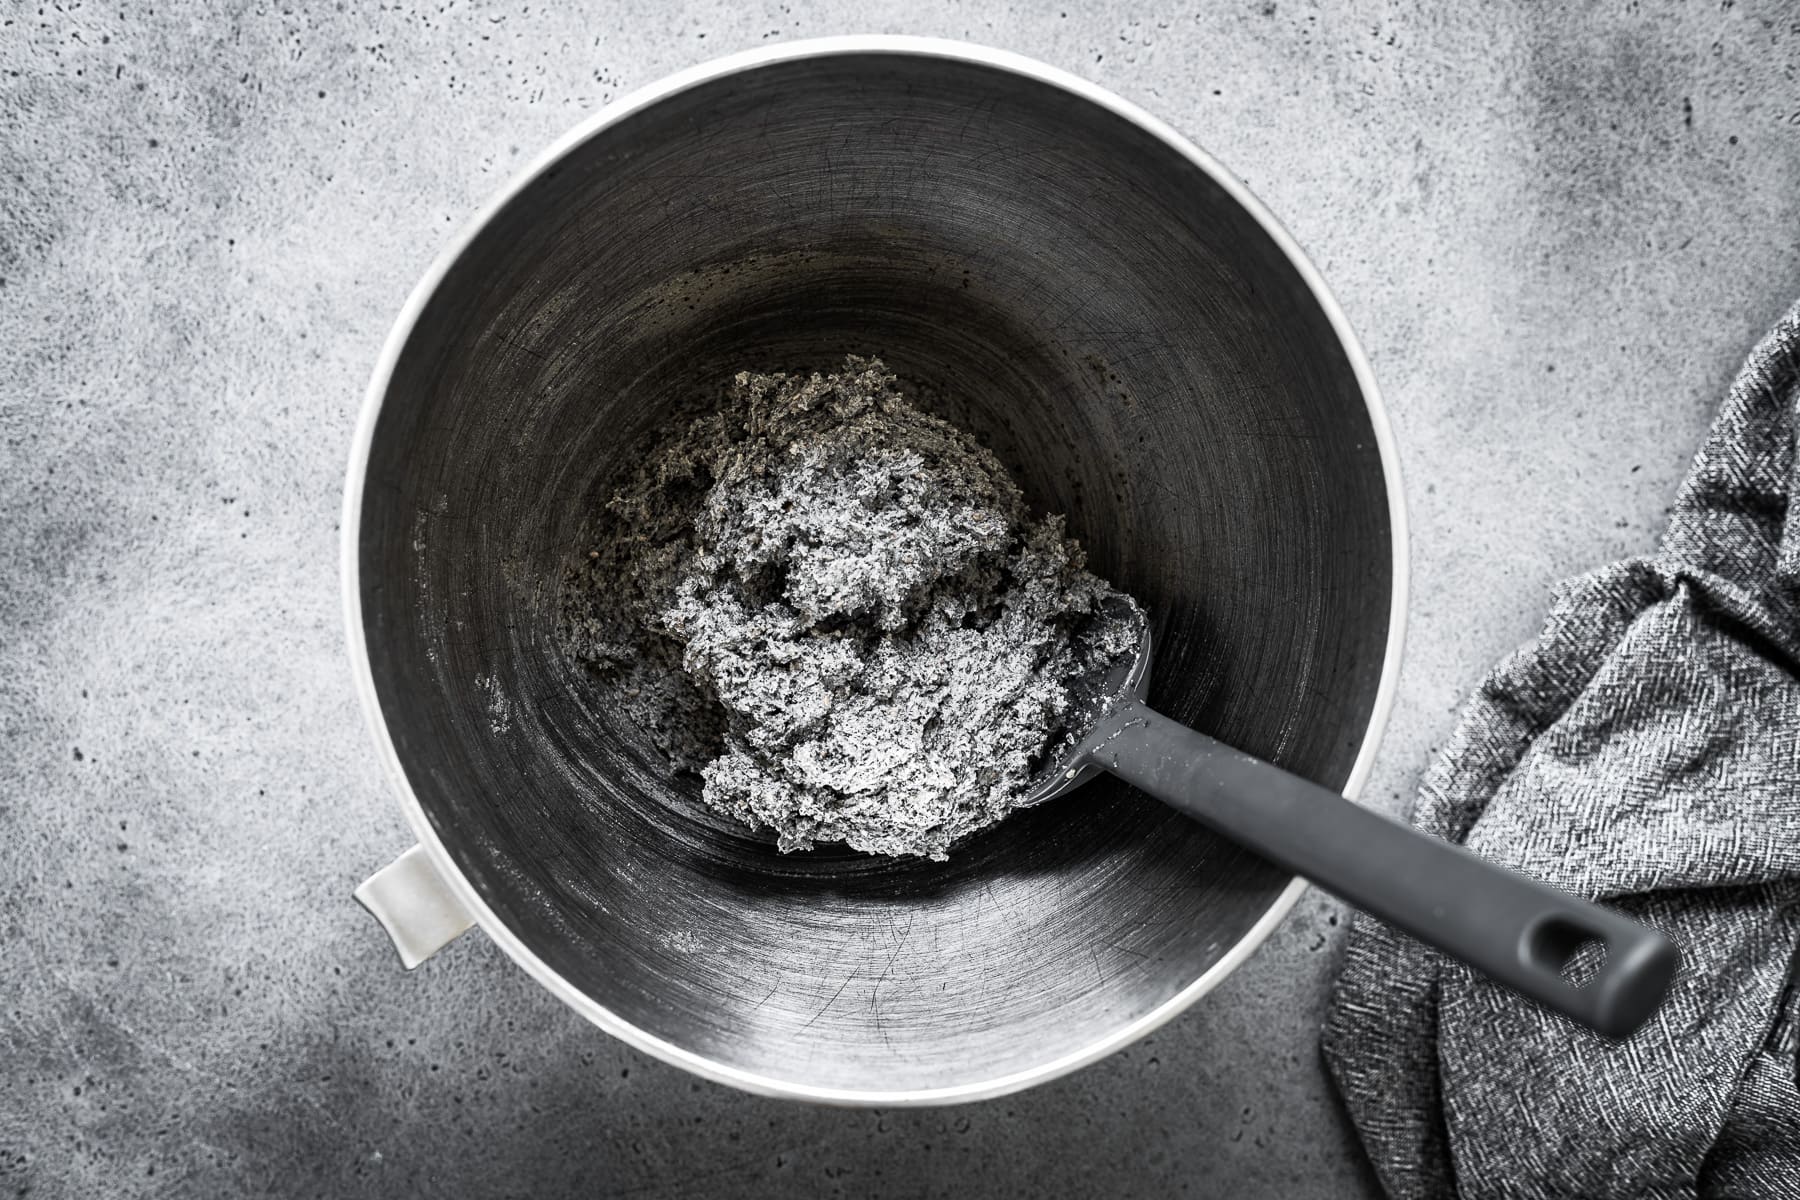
[560,357,1142,860]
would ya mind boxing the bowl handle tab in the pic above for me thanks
[354,844,476,969]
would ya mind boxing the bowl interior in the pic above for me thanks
[357,50,1395,1095]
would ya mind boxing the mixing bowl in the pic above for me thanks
[345,35,1407,1104]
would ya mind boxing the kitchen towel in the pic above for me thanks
[1323,300,1800,1199]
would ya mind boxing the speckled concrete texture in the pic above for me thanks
[3,2,1797,1196]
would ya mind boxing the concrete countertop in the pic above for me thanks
[4,1,1797,1195]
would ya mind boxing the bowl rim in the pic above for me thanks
[340,33,1411,1107]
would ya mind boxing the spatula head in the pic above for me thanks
[1018,603,1154,809]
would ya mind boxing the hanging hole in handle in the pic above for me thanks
[1525,916,1609,989]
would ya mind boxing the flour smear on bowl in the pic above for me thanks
[560,357,1142,859]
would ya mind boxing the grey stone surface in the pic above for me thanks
[3,1,1797,1196]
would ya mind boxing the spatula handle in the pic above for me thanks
[1086,702,1678,1038]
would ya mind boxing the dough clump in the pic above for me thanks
[561,357,1141,860]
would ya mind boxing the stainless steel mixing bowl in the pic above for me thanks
[345,35,1407,1104]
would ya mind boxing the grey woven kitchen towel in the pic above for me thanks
[1323,301,1800,1200]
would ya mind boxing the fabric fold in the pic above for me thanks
[1324,300,1800,1199]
